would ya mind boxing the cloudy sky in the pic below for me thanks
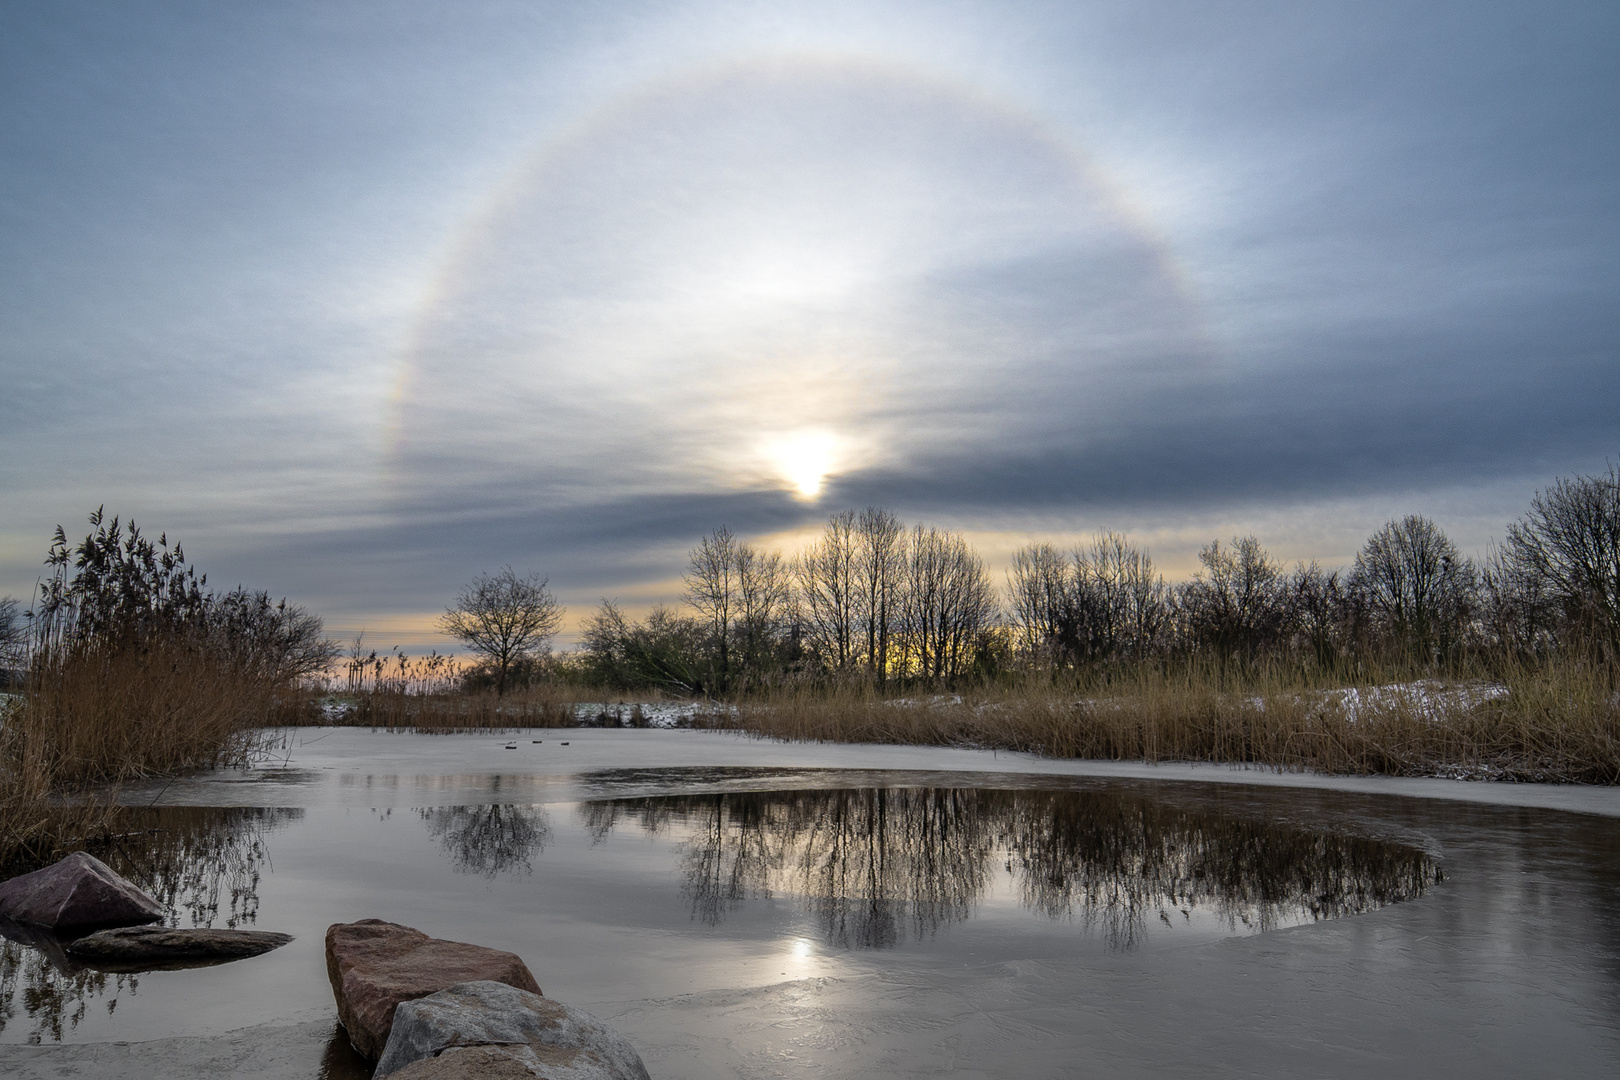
[2,1,1616,647]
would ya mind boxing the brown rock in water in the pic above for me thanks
[325,919,542,1061]
[66,925,293,970]
[0,852,165,931]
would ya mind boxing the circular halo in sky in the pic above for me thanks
[392,55,1214,515]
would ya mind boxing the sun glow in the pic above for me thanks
[765,430,840,500]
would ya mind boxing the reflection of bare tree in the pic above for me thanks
[419,804,551,877]
[0,940,138,1044]
[989,791,1439,949]
[583,788,1439,951]
[112,807,291,930]
[0,806,293,1043]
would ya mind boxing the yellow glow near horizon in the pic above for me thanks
[765,430,840,499]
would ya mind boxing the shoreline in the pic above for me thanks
[98,725,1620,819]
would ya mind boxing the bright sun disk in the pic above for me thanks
[766,431,839,499]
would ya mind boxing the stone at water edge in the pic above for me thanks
[376,980,650,1080]
[325,919,543,1062]
[0,851,165,931]
[386,1045,555,1079]
[66,925,293,968]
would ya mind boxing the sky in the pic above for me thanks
[1,1,1616,648]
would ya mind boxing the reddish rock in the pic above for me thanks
[325,919,542,1061]
[0,852,165,931]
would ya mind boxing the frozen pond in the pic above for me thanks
[4,728,1620,1078]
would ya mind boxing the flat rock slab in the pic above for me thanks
[66,925,293,970]
[326,919,542,1062]
[0,851,165,931]
[377,980,650,1080]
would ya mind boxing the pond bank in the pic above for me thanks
[111,726,1620,818]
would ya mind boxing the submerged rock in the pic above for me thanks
[0,851,165,931]
[65,925,293,970]
[325,919,543,1061]
[376,980,650,1080]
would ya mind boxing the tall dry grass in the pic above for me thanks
[17,638,288,786]
[0,716,117,876]
[336,647,575,731]
[722,656,1620,783]
[0,637,306,871]
[344,685,576,732]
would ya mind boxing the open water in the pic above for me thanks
[2,728,1618,1078]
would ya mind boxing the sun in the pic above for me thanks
[765,430,839,500]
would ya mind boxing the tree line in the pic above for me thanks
[579,462,1620,694]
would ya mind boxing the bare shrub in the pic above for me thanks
[580,601,707,693]
[339,643,571,730]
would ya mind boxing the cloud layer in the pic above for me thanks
[1,1,1615,643]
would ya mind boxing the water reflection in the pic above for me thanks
[418,804,552,877]
[0,807,295,1043]
[582,788,1440,950]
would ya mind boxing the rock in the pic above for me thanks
[387,1045,555,1079]
[325,920,543,1062]
[376,980,650,1080]
[65,925,293,970]
[0,852,165,931]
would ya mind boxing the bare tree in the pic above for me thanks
[440,568,564,695]
[901,525,998,681]
[1008,532,1168,669]
[798,511,862,674]
[1502,462,1620,651]
[1178,537,1290,663]
[1479,542,1558,656]
[1286,562,1348,668]
[1080,531,1169,663]
[735,542,793,686]
[1350,516,1477,661]
[855,507,906,684]
[1008,543,1074,665]
[684,527,740,692]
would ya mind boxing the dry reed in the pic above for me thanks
[343,685,576,732]
[336,648,576,731]
[722,657,1620,783]
[0,637,306,871]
